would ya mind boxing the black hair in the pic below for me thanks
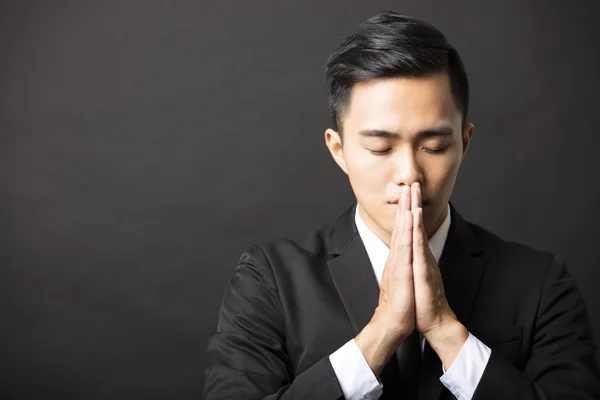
[325,11,470,140]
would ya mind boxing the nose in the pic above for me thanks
[391,147,423,187]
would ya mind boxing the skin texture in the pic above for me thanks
[324,73,474,374]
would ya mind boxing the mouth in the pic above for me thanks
[389,199,429,206]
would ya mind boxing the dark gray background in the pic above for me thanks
[1,1,599,398]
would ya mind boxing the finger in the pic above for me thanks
[412,207,428,266]
[389,185,410,265]
[387,204,405,270]
[387,186,412,279]
[393,210,413,275]
[400,185,411,212]
[411,182,422,212]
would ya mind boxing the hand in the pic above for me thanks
[355,185,415,374]
[375,184,416,340]
[411,182,467,368]
[410,182,455,334]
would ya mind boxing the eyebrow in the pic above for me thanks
[358,126,454,140]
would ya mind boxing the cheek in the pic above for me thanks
[344,149,387,193]
[422,152,461,189]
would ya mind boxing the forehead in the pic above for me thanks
[342,73,461,136]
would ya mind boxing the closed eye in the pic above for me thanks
[369,146,449,155]
[369,148,392,155]
[423,145,449,154]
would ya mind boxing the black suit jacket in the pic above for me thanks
[203,202,600,399]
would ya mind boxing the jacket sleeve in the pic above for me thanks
[202,245,344,400]
[473,255,600,399]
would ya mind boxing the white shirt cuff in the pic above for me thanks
[329,339,383,400]
[439,332,491,400]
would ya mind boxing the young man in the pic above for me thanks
[203,11,600,400]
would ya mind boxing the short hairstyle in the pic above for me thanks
[325,11,470,140]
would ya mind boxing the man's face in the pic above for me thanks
[325,73,473,246]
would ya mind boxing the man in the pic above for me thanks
[202,11,600,399]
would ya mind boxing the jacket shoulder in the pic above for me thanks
[238,211,343,269]
[466,219,557,272]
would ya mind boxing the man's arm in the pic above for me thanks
[472,256,600,399]
[202,244,344,400]
[409,183,600,399]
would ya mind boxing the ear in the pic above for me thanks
[324,128,348,174]
[460,122,474,162]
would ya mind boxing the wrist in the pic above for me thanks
[355,317,409,376]
[423,318,468,369]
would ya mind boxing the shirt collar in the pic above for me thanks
[355,202,452,286]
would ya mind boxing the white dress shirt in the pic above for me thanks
[328,203,491,400]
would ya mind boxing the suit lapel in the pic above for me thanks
[417,203,486,400]
[325,202,486,400]
[326,203,400,391]
[327,235,379,336]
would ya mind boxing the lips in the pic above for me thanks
[389,200,429,206]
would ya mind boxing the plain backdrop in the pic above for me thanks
[1,1,599,398]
